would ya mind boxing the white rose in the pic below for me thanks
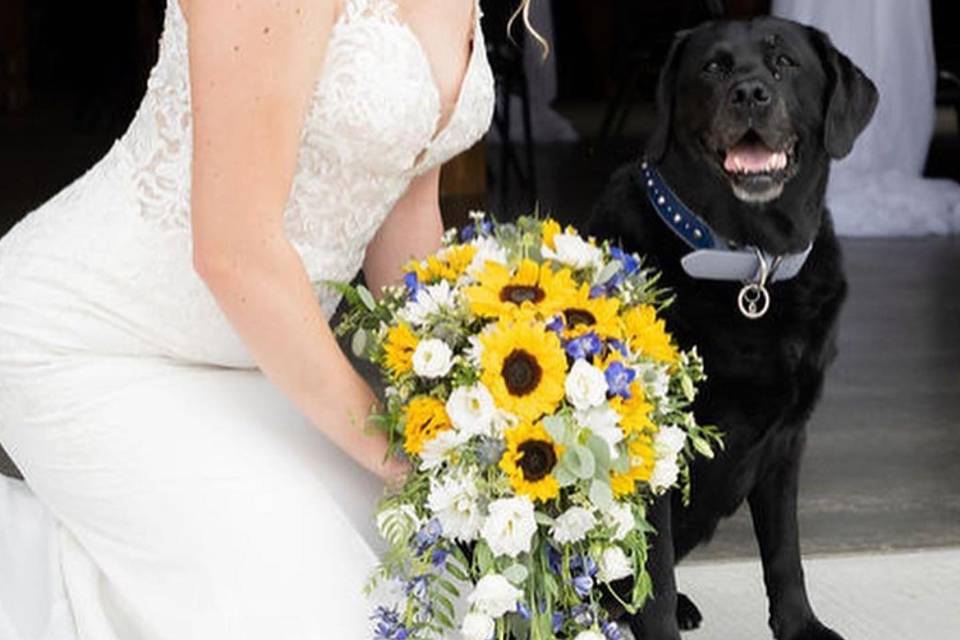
[573,631,606,640]
[605,502,636,541]
[550,506,597,544]
[398,280,456,326]
[426,472,484,542]
[446,384,496,438]
[655,425,687,458]
[542,233,604,271]
[480,497,537,558]
[597,546,633,583]
[375,504,420,547]
[575,405,623,460]
[467,574,523,618]
[461,612,496,640]
[419,428,470,471]
[412,338,454,378]
[565,359,609,410]
[467,237,508,279]
[650,458,682,492]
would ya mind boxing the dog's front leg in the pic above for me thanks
[628,492,680,640]
[748,432,843,640]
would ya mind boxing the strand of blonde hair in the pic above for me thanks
[508,0,550,59]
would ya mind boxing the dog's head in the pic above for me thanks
[648,17,878,207]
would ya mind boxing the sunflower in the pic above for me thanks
[406,244,478,283]
[622,305,680,366]
[557,283,622,340]
[402,396,452,456]
[465,259,575,320]
[383,322,419,376]
[500,421,564,502]
[480,318,567,422]
[608,381,655,435]
[610,433,656,498]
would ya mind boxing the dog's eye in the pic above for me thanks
[776,54,796,68]
[703,60,724,75]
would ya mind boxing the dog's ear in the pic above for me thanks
[806,26,878,159]
[646,30,692,163]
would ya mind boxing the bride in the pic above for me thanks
[0,0,516,637]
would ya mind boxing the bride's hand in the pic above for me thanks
[378,455,412,488]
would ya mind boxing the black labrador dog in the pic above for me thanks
[586,17,877,640]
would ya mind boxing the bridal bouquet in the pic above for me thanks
[333,213,720,640]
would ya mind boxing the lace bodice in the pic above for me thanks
[123,0,494,290]
[0,0,494,368]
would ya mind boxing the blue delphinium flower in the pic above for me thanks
[516,601,531,620]
[413,518,442,555]
[552,611,566,633]
[459,219,492,242]
[590,284,608,299]
[403,272,424,302]
[371,606,410,640]
[572,574,594,598]
[605,361,636,399]
[570,554,598,578]
[602,619,626,640]
[404,574,430,601]
[607,338,628,357]
[430,548,449,569]
[571,603,595,627]
[565,332,603,360]
[610,247,641,277]
[545,314,565,335]
[547,546,563,575]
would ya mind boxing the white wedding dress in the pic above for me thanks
[0,0,494,637]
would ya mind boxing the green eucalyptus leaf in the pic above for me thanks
[586,434,612,473]
[563,445,596,480]
[534,511,557,527]
[554,465,577,487]
[589,479,614,511]
[502,563,529,584]
[594,260,622,285]
[542,414,569,443]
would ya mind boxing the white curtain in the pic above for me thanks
[772,0,960,236]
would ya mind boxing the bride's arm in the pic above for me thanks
[187,0,405,482]
[362,167,445,296]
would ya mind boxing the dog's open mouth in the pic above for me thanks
[717,131,798,203]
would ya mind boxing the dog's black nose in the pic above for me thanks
[730,80,772,109]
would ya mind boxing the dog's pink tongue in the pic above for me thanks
[724,142,776,173]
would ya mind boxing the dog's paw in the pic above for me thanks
[676,593,703,631]
[784,619,845,640]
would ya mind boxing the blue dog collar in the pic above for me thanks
[637,159,814,319]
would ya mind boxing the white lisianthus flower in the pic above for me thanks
[575,405,623,460]
[419,428,470,471]
[573,631,606,640]
[597,546,633,583]
[550,506,597,544]
[446,383,496,438]
[398,280,457,326]
[542,232,604,270]
[467,237,508,279]
[565,359,609,410]
[650,425,687,491]
[467,574,523,618]
[426,472,484,542]
[605,502,636,541]
[461,612,496,640]
[480,496,537,558]
[490,409,520,437]
[375,504,420,547]
[465,334,484,367]
[412,338,454,378]
[636,362,670,400]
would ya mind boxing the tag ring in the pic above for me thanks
[738,284,771,319]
